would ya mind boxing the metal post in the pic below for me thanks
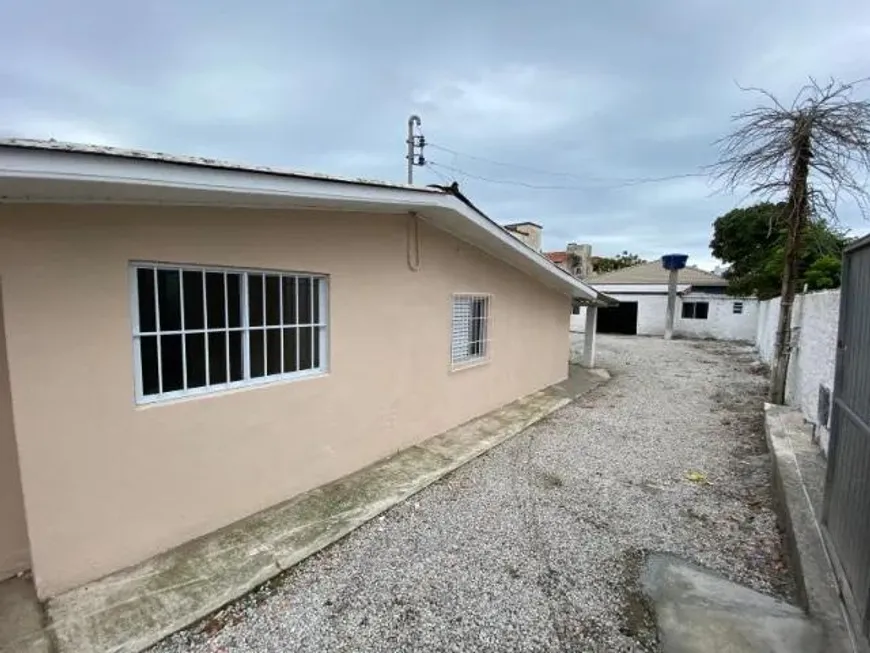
[407,115,421,184]
[582,305,598,367]
[664,268,678,340]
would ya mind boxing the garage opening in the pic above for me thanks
[597,302,638,335]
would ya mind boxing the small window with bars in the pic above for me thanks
[733,301,744,314]
[132,263,328,403]
[451,294,491,368]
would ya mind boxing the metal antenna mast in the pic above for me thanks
[406,115,425,184]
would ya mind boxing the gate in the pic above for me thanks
[823,233,870,639]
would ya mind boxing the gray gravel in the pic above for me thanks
[148,335,795,653]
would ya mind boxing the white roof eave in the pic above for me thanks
[0,143,602,303]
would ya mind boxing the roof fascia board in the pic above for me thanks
[0,145,599,302]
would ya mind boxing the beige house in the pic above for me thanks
[0,140,607,600]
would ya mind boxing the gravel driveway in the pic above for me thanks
[149,335,795,653]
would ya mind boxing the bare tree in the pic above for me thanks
[713,78,870,404]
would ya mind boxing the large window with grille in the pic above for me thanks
[451,294,490,368]
[132,263,328,403]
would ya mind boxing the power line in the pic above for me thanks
[424,162,453,186]
[427,160,709,191]
[427,142,707,188]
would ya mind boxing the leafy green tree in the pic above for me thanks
[710,202,849,299]
[593,251,645,274]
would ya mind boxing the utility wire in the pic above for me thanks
[427,142,707,188]
[427,160,709,191]
[424,162,453,186]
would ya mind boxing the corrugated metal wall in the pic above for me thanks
[824,234,870,638]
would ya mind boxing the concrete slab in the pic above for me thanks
[763,403,861,653]
[0,575,51,653]
[642,553,824,653]
[41,364,608,653]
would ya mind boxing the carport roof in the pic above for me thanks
[589,261,728,286]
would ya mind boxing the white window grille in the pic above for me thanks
[451,294,491,368]
[131,263,328,403]
[733,301,744,314]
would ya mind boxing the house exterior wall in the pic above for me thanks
[0,282,30,580]
[570,294,666,335]
[675,294,758,341]
[0,204,571,597]
[573,293,758,341]
[756,290,840,452]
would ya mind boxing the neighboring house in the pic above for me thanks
[544,243,594,279]
[503,221,543,252]
[573,261,758,341]
[0,139,610,598]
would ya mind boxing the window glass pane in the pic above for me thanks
[157,269,182,331]
[283,328,298,373]
[451,296,472,363]
[229,331,243,381]
[183,271,205,330]
[227,274,242,328]
[140,336,159,395]
[697,302,709,320]
[250,330,265,378]
[266,328,282,375]
[137,268,156,333]
[265,275,281,326]
[313,327,321,368]
[282,277,297,325]
[299,326,313,370]
[208,332,227,384]
[185,333,206,389]
[161,334,184,392]
[249,274,264,327]
[681,303,693,319]
[298,278,312,324]
[206,272,226,329]
[311,278,320,323]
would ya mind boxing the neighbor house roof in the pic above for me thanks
[545,251,569,265]
[588,261,728,286]
[0,138,612,305]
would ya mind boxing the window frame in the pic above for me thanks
[681,301,710,320]
[450,293,492,371]
[130,262,329,405]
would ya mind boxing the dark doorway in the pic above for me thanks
[597,302,638,335]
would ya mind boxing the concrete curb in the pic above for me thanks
[30,366,610,653]
[763,403,859,653]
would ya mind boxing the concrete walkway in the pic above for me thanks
[642,553,823,652]
[0,364,608,653]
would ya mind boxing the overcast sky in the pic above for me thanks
[2,1,870,268]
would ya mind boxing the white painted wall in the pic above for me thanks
[755,290,840,452]
[572,293,757,341]
[675,294,758,341]
[571,294,668,335]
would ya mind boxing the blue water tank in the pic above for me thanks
[661,253,689,271]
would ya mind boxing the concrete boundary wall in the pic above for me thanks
[755,290,840,453]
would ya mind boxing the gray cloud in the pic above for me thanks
[2,0,869,267]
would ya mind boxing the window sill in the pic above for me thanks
[450,357,491,373]
[135,368,328,407]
